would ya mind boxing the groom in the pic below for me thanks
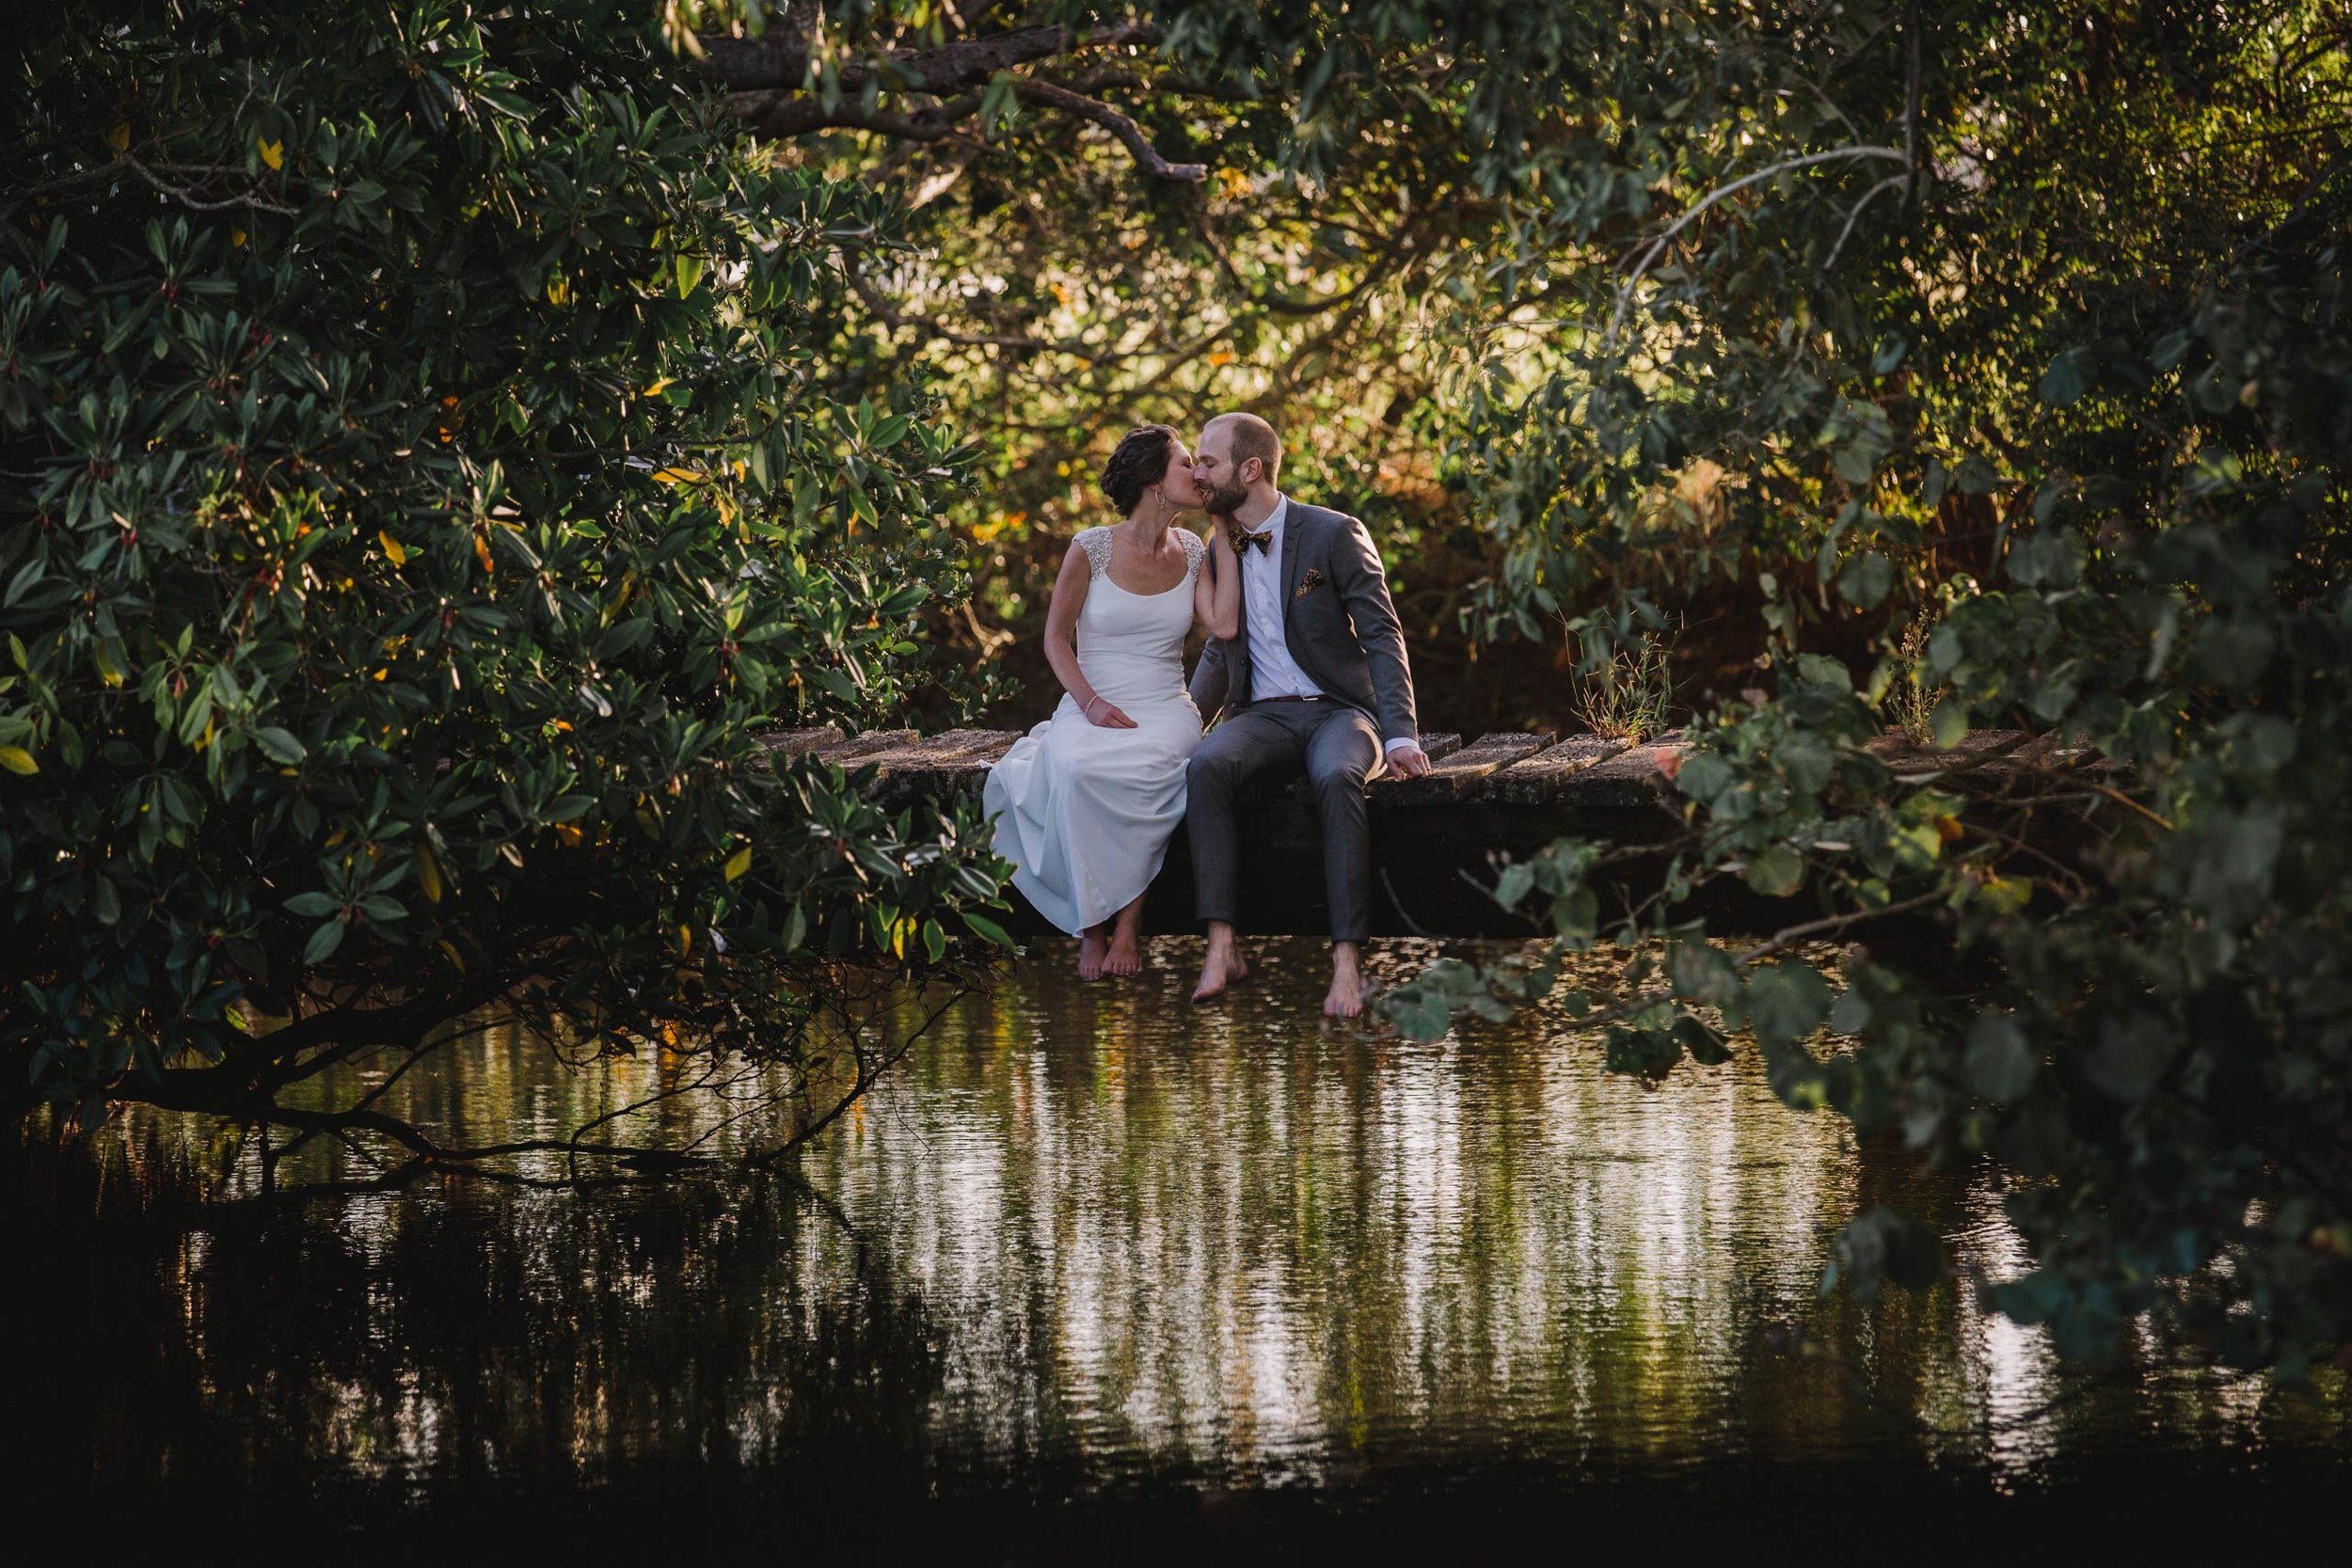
[1184,412,1430,1017]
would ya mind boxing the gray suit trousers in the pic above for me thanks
[1185,701,1381,942]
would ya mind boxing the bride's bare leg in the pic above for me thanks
[1104,895,1145,975]
[1077,925,1109,981]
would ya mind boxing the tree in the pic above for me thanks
[1,0,1010,1167]
[692,2,2352,1370]
[677,2,1608,728]
[1374,0,2352,1375]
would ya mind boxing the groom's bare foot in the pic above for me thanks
[1191,924,1250,1002]
[1323,942,1368,1019]
[1078,927,1109,982]
[1104,919,1142,976]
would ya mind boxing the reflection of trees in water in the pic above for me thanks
[804,940,2337,1481]
[9,941,2342,1507]
[8,1151,950,1503]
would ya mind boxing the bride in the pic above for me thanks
[984,424,1241,979]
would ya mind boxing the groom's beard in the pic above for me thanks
[1205,477,1251,515]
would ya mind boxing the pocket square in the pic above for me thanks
[1294,567,1325,599]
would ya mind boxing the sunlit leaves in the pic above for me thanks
[1391,0,2352,1376]
[2,0,1009,1131]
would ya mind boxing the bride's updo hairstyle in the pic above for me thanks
[1100,423,1179,515]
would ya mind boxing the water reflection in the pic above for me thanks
[8,939,2344,1529]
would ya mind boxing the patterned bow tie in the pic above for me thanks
[1236,527,1275,556]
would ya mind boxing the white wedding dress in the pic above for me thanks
[983,526,1206,934]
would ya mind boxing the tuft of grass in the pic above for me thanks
[1888,615,1943,748]
[1574,631,1674,742]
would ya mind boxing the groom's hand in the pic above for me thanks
[1387,743,1432,779]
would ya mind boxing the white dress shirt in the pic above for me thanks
[1237,495,1418,754]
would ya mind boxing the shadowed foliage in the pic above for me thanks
[1,0,1012,1159]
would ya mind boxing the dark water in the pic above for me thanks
[8,939,2345,1561]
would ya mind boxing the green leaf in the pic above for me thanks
[1954,453,2003,494]
[961,911,1014,948]
[1837,550,1894,609]
[1742,845,1805,897]
[301,918,347,965]
[596,617,654,658]
[0,744,37,776]
[1963,1014,2036,1101]
[1674,752,1735,804]
[284,891,339,917]
[1930,696,1969,750]
[1667,940,1740,1006]
[2085,1012,2177,1101]
[1673,1013,1732,1066]
[2007,528,2081,588]
[2039,346,2095,406]
[253,726,307,765]
[1745,959,1831,1042]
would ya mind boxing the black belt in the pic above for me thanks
[1251,694,1328,704]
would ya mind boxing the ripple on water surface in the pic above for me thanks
[9,937,2344,1534]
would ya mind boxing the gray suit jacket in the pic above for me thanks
[1187,500,1419,744]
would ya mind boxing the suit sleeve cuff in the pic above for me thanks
[1383,736,1422,753]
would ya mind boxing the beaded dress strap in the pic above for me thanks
[1076,527,1114,579]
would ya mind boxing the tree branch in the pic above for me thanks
[1608,145,1910,347]
[1009,78,1206,182]
[849,268,1129,363]
[731,89,983,142]
[699,22,1160,95]
[124,155,297,215]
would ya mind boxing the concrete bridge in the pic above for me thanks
[764,725,2049,938]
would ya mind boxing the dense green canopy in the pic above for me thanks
[1,0,1009,1162]
[8,0,2350,1375]
[707,1,2351,1373]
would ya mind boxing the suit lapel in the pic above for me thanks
[1232,548,1254,706]
[1279,500,1311,671]
[1280,501,1306,607]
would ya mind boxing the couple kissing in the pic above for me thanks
[981,412,1427,1018]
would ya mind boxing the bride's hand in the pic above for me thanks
[1082,694,1139,729]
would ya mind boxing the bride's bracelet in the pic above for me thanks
[1081,693,1105,720]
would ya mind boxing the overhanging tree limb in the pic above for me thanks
[1607,145,1910,346]
[698,21,1160,94]
[711,15,1203,183]
[1009,77,1206,182]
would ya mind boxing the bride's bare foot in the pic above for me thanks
[1078,927,1109,982]
[1104,915,1143,976]
[1323,942,1368,1019]
[1191,923,1249,1002]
